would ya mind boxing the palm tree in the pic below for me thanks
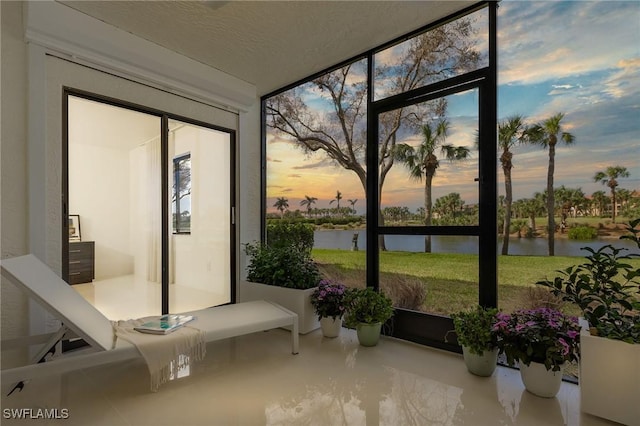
[273,197,289,218]
[348,199,358,215]
[434,192,464,220]
[518,192,546,233]
[498,115,530,255]
[616,188,632,214]
[590,190,608,217]
[299,195,317,217]
[395,120,470,252]
[594,166,630,223]
[527,113,575,256]
[329,190,343,209]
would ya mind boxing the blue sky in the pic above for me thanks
[496,0,640,201]
[267,1,639,213]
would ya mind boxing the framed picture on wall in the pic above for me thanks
[69,215,81,241]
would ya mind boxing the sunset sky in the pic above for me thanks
[266,1,639,214]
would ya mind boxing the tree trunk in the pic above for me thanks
[502,162,513,255]
[547,144,556,256]
[378,209,387,251]
[611,188,617,224]
[530,215,536,234]
[424,176,433,253]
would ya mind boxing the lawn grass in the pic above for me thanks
[312,248,582,287]
[312,248,640,316]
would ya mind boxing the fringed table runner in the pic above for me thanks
[113,318,206,391]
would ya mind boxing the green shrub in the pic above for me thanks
[448,306,498,356]
[567,225,598,240]
[245,243,321,289]
[537,218,640,343]
[313,217,362,226]
[266,221,314,254]
[344,288,394,327]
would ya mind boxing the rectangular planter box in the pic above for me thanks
[580,331,640,425]
[239,280,319,334]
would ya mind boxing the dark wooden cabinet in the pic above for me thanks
[69,241,95,284]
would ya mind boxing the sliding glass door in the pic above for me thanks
[65,92,235,320]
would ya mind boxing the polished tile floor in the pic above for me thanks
[73,275,230,320]
[1,328,616,426]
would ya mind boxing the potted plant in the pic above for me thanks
[344,288,394,347]
[494,308,581,398]
[447,306,499,377]
[240,222,323,334]
[536,218,640,423]
[310,279,349,338]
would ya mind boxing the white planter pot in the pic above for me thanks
[461,346,498,377]
[519,361,564,398]
[319,316,342,338]
[239,280,319,334]
[580,331,640,425]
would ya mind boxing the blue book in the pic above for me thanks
[134,314,195,335]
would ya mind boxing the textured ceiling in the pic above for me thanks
[59,1,476,96]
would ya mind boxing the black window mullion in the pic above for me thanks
[478,1,499,309]
[161,115,169,315]
[372,69,487,114]
[366,51,379,292]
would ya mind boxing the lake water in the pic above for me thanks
[314,230,640,256]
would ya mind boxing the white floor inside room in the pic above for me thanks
[73,275,229,320]
[0,328,616,426]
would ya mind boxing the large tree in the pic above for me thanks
[498,115,530,255]
[394,120,471,252]
[265,19,481,250]
[527,113,575,256]
[594,166,630,223]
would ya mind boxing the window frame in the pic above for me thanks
[261,1,497,351]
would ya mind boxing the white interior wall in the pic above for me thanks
[130,138,160,282]
[1,1,29,368]
[69,142,132,279]
[238,102,261,280]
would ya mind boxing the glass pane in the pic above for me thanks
[168,119,232,312]
[68,96,162,320]
[374,7,488,100]
[264,59,368,290]
[380,89,479,228]
[172,155,191,233]
[380,236,479,316]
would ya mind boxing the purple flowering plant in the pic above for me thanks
[310,279,349,321]
[493,307,581,372]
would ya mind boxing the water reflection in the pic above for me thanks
[266,363,466,425]
[314,230,639,256]
[496,369,567,425]
[266,358,571,425]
